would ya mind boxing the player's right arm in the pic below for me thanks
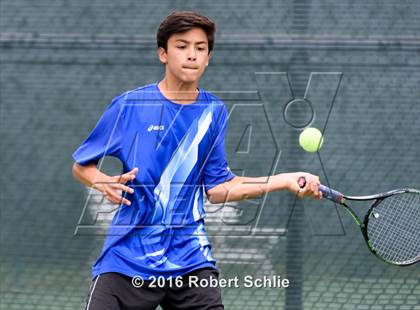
[72,162,137,206]
[206,172,321,204]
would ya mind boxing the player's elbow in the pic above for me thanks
[206,188,220,204]
[71,162,89,180]
[206,185,229,204]
[206,176,241,204]
[207,195,225,205]
[72,162,81,180]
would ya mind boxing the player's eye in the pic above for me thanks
[177,46,186,49]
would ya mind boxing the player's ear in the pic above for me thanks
[157,47,168,64]
[206,52,212,67]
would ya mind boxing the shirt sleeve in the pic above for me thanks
[202,105,236,193]
[72,95,125,166]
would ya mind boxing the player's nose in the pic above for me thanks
[187,55,197,61]
[187,47,197,61]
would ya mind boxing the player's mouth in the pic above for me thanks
[182,66,199,70]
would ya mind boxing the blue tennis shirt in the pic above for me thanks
[73,83,236,280]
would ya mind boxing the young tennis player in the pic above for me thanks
[72,11,321,310]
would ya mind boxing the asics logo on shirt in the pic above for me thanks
[147,125,165,132]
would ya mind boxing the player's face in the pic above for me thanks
[158,28,211,84]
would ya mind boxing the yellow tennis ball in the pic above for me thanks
[299,127,324,153]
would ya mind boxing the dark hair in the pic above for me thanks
[157,11,216,53]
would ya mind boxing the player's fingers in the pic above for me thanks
[297,176,306,189]
[121,197,132,206]
[119,171,137,183]
[297,178,311,198]
[317,191,323,200]
[311,179,320,196]
[118,174,130,183]
[126,167,138,178]
[311,187,321,199]
[313,184,321,199]
[296,175,320,199]
[108,196,131,206]
[310,177,320,192]
[104,188,120,202]
[105,187,124,202]
[113,183,134,194]
[105,191,131,206]
[307,179,315,194]
[103,193,118,204]
[303,180,315,199]
[294,181,303,197]
[92,182,105,194]
[298,185,309,198]
[298,175,322,199]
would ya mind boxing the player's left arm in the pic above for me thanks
[206,172,322,204]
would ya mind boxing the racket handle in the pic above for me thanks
[297,176,344,204]
[319,185,345,204]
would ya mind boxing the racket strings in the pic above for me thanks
[367,192,420,264]
[371,199,417,263]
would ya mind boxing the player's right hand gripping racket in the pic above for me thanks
[298,177,420,266]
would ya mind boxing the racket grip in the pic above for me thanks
[319,185,344,204]
[297,176,344,204]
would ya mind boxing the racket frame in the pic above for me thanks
[325,186,420,266]
[297,177,420,266]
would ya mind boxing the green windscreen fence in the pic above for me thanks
[1,1,419,309]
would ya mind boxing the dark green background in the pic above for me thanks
[1,1,419,309]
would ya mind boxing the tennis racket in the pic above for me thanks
[298,177,420,266]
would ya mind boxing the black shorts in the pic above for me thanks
[84,267,223,310]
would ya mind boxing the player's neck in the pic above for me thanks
[158,77,199,105]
